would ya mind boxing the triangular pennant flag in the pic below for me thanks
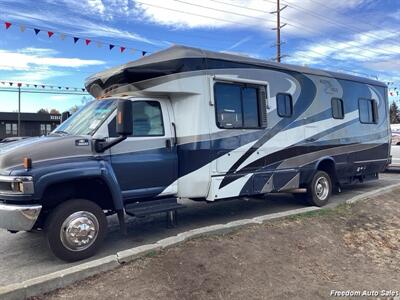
[60,33,66,40]
[34,84,38,88]
[47,31,54,38]
[5,22,11,29]
[50,86,54,89]
[73,37,79,43]
[66,87,69,90]
[1,82,5,85]
[130,49,136,54]
[74,88,77,91]
[82,88,85,92]
[120,46,126,53]
[9,82,13,86]
[17,83,22,87]
[109,44,115,50]
[19,25,25,32]
[96,42,102,48]
[42,85,45,88]
[85,39,91,45]
[34,28,40,35]
[142,51,147,56]
[58,86,62,89]
[26,84,30,87]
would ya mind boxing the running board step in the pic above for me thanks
[124,198,185,217]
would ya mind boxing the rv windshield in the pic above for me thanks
[53,99,117,136]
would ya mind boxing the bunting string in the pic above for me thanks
[2,19,149,56]
[0,80,86,92]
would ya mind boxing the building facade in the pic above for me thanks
[0,112,61,139]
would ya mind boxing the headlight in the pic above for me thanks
[0,176,34,195]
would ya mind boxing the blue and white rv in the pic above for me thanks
[0,46,391,261]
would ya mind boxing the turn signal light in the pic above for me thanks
[23,157,32,170]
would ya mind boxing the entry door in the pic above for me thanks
[110,99,178,201]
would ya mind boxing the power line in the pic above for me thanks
[134,1,271,27]
[172,0,275,23]
[279,0,400,53]
[209,0,399,59]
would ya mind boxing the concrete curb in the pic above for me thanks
[1,183,399,300]
[345,183,400,204]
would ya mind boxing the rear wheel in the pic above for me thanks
[307,170,332,206]
[45,199,107,262]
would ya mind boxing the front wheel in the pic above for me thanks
[307,170,332,207]
[45,199,107,262]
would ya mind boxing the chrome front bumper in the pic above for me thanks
[0,203,42,231]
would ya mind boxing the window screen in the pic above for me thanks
[331,98,344,119]
[359,98,378,124]
[276,93,293,117]
[214,82,263,129]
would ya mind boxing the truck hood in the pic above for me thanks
[0,135,93,173]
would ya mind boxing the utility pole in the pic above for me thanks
[17,83,21,136]
[271,0,287,62]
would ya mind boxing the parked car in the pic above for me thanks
[0,45,391,261]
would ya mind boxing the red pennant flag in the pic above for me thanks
[120,46,126,53]
[85,39,91,45]
[47,31,54,38]
[5,22,11,29]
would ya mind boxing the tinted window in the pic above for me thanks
[242,87,260,128]
[132,101,164,136]
[331,98,344,119]
[215,83,242,128]
[276,93,293,117]
[359,98,377,124]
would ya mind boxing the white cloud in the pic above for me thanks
[0,47,105,71]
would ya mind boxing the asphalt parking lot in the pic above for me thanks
[1,171,399,287]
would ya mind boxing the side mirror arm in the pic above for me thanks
[94,135,127,153]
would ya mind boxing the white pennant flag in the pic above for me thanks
[60,33,66,40]
[96,41,102,48]
[19,25,26,32]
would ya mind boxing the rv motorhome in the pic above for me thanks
[0,45,391,261]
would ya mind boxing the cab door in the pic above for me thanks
[109,98,178,201]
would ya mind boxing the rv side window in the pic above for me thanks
[358,98,378,124]
[331,98,344,119]
[214,82,262,129]
[276,93,293,118]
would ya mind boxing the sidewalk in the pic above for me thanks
[35,189,400,300]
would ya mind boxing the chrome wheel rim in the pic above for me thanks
[60,211,99,251]
[315,177,329,201]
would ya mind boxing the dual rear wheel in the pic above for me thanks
[295,170,332,207]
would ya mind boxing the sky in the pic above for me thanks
[0,0,399,113]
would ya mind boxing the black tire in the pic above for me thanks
[45,199,107,262]
[306,170,332,207]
